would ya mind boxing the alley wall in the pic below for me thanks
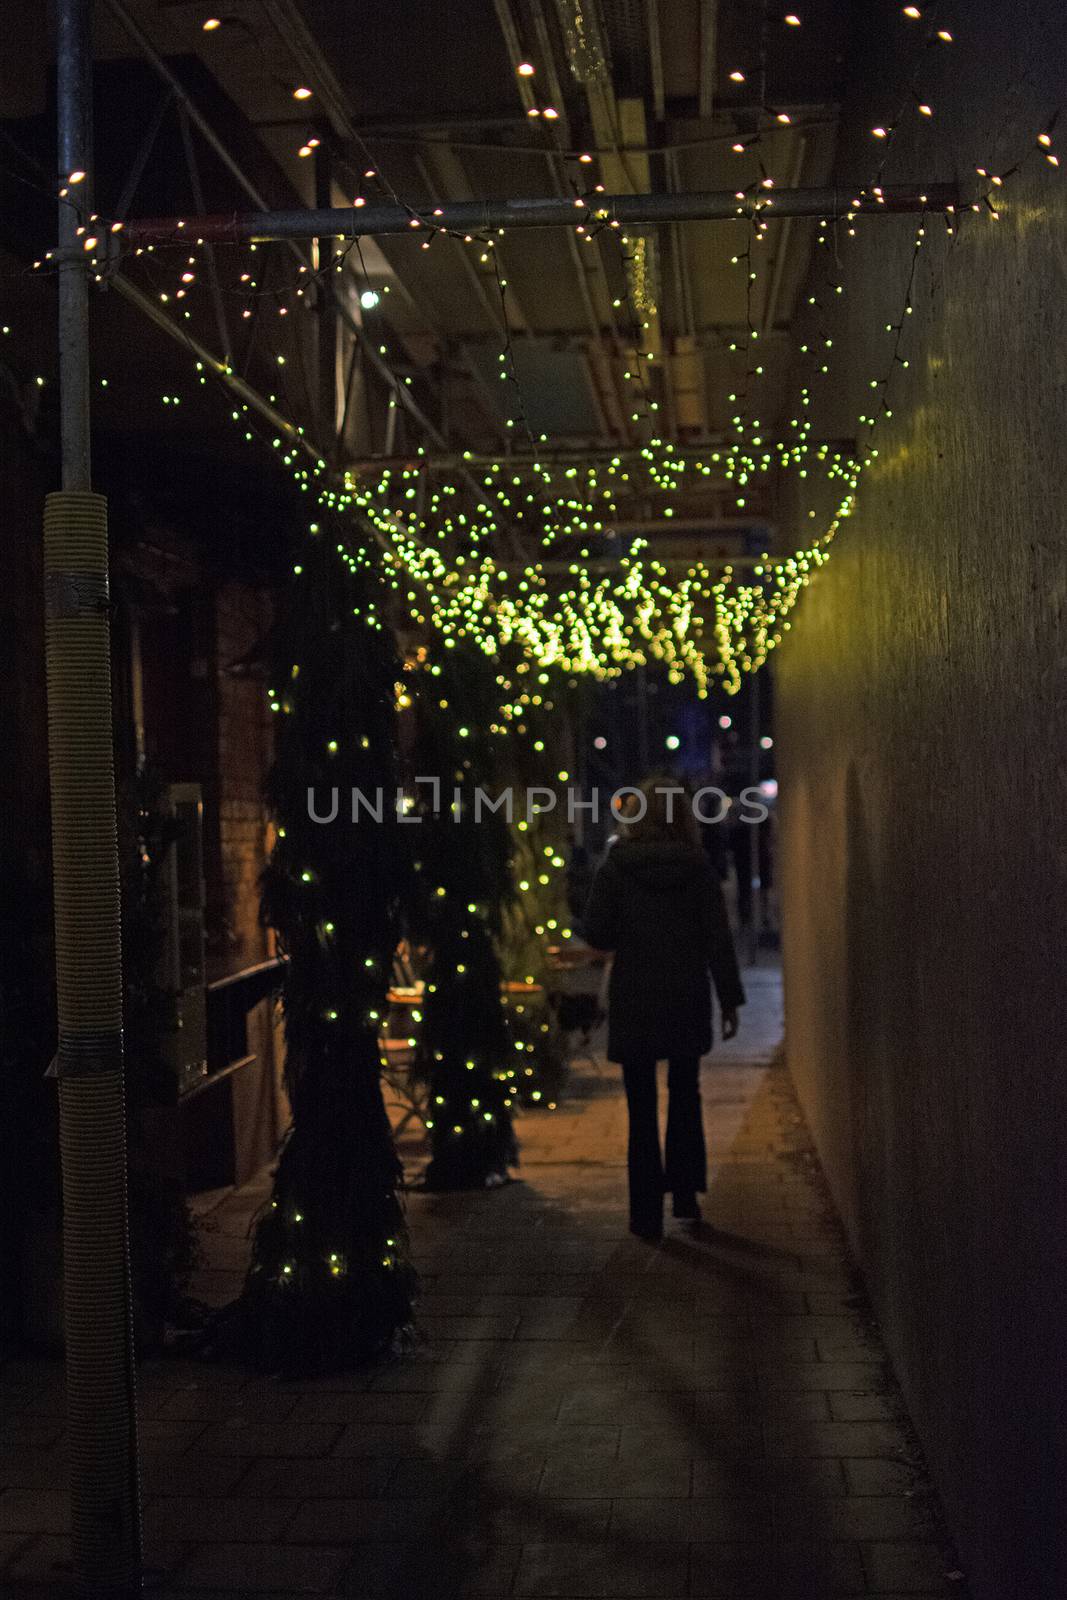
[776,4,1067,1596]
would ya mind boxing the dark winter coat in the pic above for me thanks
[582,839,745,1062]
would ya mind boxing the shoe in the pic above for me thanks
[629,1217,663,1241]
[671,1192,701,1221]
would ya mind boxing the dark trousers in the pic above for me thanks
[621,1055,707,1226]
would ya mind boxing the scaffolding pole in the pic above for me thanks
[49,0,143,1593]
[116,183,961,247]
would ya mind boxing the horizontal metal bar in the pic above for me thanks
[538,550,772,573]
[118,184,960,246]
[345,436,857,472]
[604,516,771,536]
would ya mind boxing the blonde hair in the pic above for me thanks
[621,773,700,849]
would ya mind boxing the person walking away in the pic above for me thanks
[582,776,745,1239]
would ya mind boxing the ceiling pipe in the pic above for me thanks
[118,183,961,246]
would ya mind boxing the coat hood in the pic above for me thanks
[611,839,705,891]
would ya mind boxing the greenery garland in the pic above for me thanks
[500,812,570,1110]
[496,676,573,1109]
[230,523,416,1374]
[406,645,518,1190]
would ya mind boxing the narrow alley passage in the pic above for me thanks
[1,970,965,1598]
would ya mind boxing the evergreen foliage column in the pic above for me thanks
[500,810,570,1107]
[496,667,574,1107]
[406,647,518,1190]
[234,523,416,1374]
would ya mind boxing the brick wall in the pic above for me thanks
[212,582,274,974]
[211,581,287,1179]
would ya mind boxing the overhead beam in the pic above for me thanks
[119,185,959,246]
[344,438,857,471]
[698,0,718,120]
[647,0,666,123]
[266,103,838,143]
[489,0,537,114]
[760,135,808,339]
[421,325,793,347]
[529,0,573,142]
[538,551,771,572]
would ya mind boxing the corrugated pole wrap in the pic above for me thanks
[50,0,143,1594]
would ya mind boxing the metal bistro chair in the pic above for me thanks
[380,942,427,1137]
[547,944,607,1073]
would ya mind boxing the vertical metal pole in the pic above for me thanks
[51,1,143,1593]
[57,0,91,493]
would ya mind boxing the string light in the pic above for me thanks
[96,11,1062,702]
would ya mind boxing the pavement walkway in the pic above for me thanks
[0,967,967,1597]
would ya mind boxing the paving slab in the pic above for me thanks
[0,967,967,1597]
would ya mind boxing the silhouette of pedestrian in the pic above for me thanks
[583,776,745,1239]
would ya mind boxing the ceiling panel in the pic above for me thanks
[465,339,604,436]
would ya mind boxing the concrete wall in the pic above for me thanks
[776,5,1067,1596]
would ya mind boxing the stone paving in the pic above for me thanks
[0,967,968,1597]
